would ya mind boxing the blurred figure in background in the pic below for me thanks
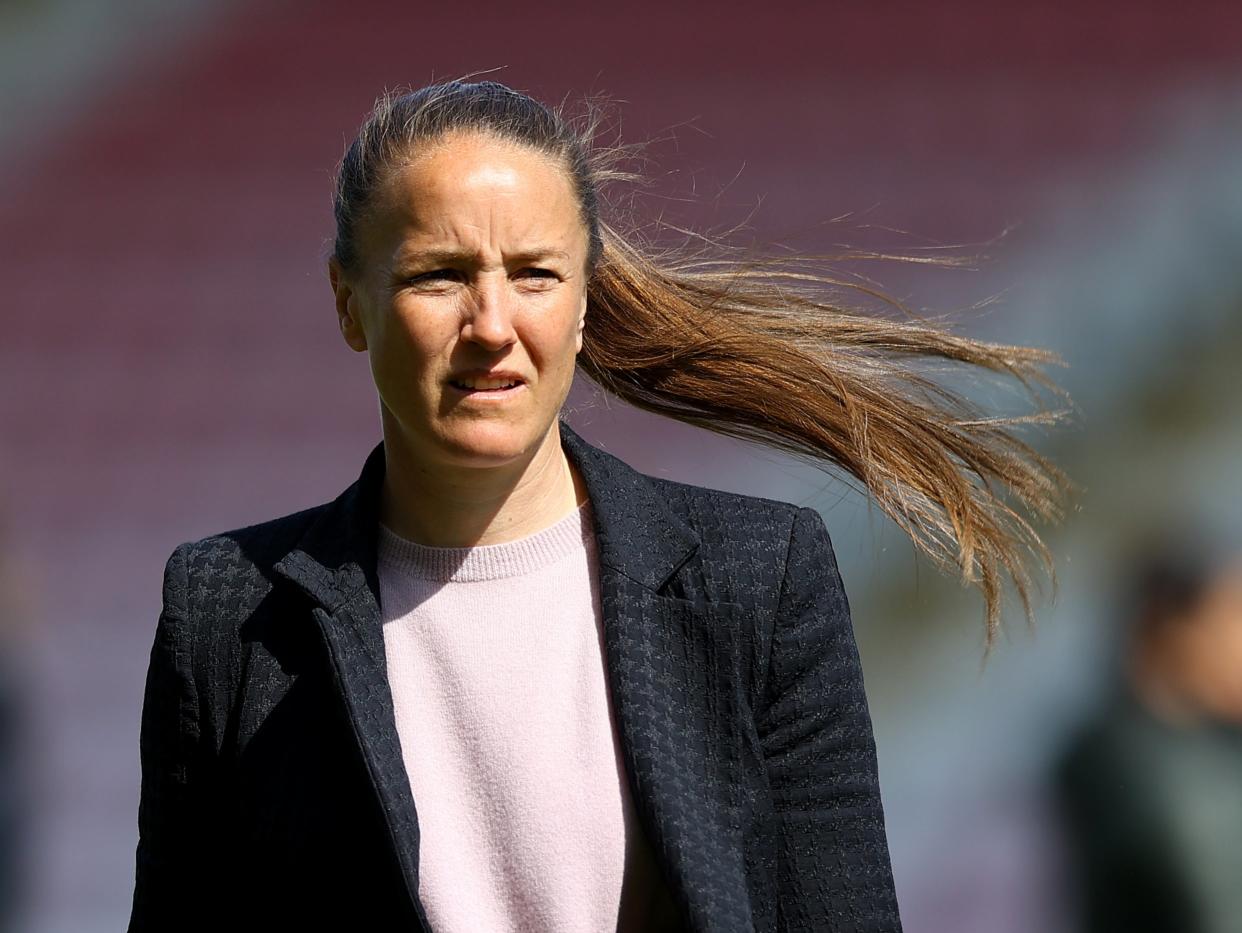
[1055,540,1242,933]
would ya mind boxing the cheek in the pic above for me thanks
[549,311,586,369]
[365,307,458,404]
[524,296,584,364]
[379,304,451,365]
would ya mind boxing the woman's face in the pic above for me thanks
[329,131,589,472]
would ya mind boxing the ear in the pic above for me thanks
[328,258,369,353]
[574,292,586,354]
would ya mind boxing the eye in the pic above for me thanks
[408,269,464,285]
[514,267,558,283]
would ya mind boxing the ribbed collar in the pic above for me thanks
[377,500,594,583]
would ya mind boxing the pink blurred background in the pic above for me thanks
[2,1,1242,930]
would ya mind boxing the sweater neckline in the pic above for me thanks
[377,501,594,583]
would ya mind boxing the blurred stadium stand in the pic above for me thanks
[2,2,1241,930]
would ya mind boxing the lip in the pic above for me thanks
[445,382,526,402]
[445,370,528,401]
[446,369,527,386]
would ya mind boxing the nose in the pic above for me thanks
[460,279,517,351]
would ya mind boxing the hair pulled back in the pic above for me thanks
[332,81,602,273]
[331,79,1072,640]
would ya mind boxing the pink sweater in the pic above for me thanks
[377,501,682,932]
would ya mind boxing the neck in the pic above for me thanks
[378,417,587,547]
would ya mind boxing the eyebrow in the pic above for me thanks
[394,246,573,268]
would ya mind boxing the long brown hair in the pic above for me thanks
[331,80,1072,640]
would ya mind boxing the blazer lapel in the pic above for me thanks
[273,422,752,933]
[561,422,756,932]
[272,443,431,933]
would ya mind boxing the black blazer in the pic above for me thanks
[128,420,902,932]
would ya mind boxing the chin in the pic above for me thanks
[436,420,545,467]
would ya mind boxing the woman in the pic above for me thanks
[128,81,1067,932]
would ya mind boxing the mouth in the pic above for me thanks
[446,377,526,399]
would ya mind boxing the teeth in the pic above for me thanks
[454,378,520,390]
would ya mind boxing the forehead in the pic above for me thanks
[369,132,585,259]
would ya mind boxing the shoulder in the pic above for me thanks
[159,502,329,622]
[645,472,827,555]
[647,472,803,524]
[563,419,814,546]
[639,472,839,609]
[565,422,832,590]
[182,503,326,574]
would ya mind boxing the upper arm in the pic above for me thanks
[756,506,902,932]
[129,543,208,930]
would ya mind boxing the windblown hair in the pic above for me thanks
[331,79,1072,640]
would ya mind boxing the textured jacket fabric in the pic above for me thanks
[128,419,903,932]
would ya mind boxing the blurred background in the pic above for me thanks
[2,1,1242,930]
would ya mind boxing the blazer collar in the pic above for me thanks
[273,418,700,608]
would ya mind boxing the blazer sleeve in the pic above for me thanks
[128,543,211,932]
[756,506,902,932]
